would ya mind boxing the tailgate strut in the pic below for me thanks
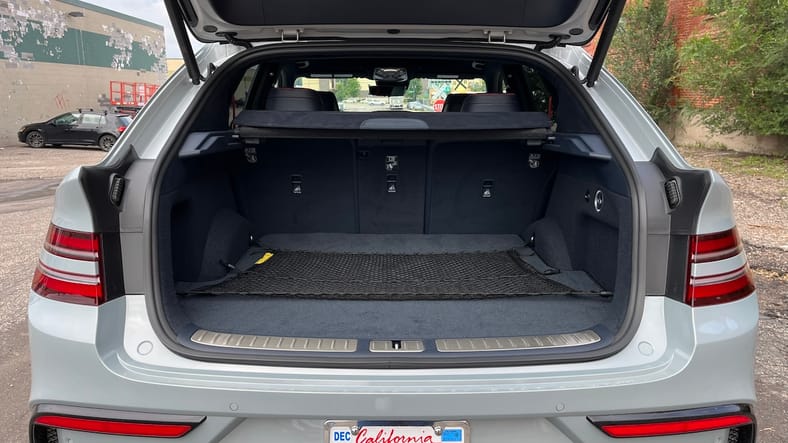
[584,0,626,87]
[164,0,203,85]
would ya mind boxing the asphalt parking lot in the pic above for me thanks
[0,143,785,442]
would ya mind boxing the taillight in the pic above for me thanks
[117,125,126,133]
[598,415,752,437]
[34,416,194,438]
[588,405,756,440]
[31,405,205,440]
[686,227,755,307]
[32,224,104,305]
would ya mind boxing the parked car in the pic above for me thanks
[407,100,432,111]
[18,110,131,151]
[27,0,758,442]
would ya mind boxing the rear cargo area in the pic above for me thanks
[179,232,612,340]
[156,128,633,355]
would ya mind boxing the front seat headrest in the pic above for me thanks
[459,93,521,112]
[265,88,324,111]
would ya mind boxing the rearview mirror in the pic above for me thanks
[369,85,406,97]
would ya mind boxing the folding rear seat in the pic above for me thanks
[233,88,357,233]
[428,93,555,234]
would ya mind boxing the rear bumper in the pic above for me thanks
[28,293,759,442]
[18,131,26,143]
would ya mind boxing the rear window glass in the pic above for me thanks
[81,114,102,125]
[295,77,486,112]
[54,113,78,125]
[523,66,555,118]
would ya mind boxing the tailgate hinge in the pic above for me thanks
[279,28,302,42]
[534,34,570,51]
[216,31,252,49]
[484,30,510,43]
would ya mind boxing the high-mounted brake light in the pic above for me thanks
[686,228,755,307]
[32,224,104,305]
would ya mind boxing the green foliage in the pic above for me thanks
[524,67,552,114]
[334,78,361,102]
[679,0,788,136]
[405,79,424,101]
[607,0,678,126]
[466,79,486,93]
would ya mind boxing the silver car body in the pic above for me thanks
[28,32,757,443]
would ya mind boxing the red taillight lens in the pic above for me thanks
[32,224,104,305]
[691,227,743,263]
[686,228,755,307]
[588,405,755,440]
[34,415,194,438]
[599,414,753,438]
[117,125,126,133]
[43,224,99,260]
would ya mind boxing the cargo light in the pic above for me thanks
[686,228,755,307]
[32,224,104,305]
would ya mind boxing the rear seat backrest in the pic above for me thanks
[427,141,557,234]
[242,88,355,233]
[442,93,469,112]
[265,88,324,111]
[460,93,521,112]
[315,91,340,111]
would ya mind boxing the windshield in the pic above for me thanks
[295,77,487,112]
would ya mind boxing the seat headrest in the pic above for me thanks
[442,93,469,112]
[315,91,339,111]
[265,88,324,111]
[459,94,521,112]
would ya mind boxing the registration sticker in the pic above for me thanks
[325,421,469,443]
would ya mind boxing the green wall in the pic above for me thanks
[1,20,163,72]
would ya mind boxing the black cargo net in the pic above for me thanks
[189,250,572,299]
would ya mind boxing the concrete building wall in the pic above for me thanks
[0,0,166,145]
[167,58,184,77]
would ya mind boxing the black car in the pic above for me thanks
[17,110,132,151]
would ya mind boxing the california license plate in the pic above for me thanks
[325,421,469,443]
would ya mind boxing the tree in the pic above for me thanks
[678,0,788,135]
[333,78,361,102]
[405,79,424,102]
[606,0,678,126]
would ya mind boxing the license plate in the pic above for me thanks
[325,421,469,443]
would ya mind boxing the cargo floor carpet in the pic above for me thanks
[179,295,613,339]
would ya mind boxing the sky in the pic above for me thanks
[83,0,200,58]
